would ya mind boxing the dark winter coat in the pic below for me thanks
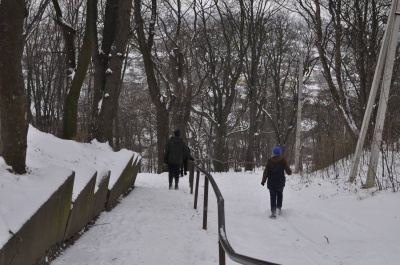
[261,154,292,190]
[164,136,185,165]
[183,145,194,161]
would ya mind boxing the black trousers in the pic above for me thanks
[269,187,283,212]
[168,163,180,185]
[180,158,188,176]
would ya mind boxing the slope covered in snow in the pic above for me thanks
[51,169,400,265]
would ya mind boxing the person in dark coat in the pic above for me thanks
[261,146,292,218]
[181,144,194,177]
[164,129,185,189]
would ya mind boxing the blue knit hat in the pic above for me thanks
[272,146,281,156]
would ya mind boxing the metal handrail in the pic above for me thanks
[189,161,281,265]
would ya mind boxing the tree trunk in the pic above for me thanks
[213,124,227,172]
[134,0,170,172]
[245,87,257,171]
[54,0,96,139]
[96,0,132,144]
[243,0,269,171]
[0,0,29,174]
[90,0,131,145]
[90,0,117,141]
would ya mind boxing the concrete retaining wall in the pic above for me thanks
[0,155,140,265]
[0,173,74,265]
[92,171,111,219]
[64,172,97,241]
[107,156,140,209]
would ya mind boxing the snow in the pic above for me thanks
[97,99,102,113]
[0,125,137,249]
[1,125,399,265]
[68,68,76,79]
[52,171,400,264]
[0,163,72,248]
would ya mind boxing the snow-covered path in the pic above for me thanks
[52,172,220,265]
[51,171,400,265]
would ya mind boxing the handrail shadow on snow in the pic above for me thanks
[188,161,281,265]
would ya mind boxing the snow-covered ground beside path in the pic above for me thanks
[52,170,400,265]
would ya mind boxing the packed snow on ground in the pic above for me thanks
[52,169,400,265]
[1,125,399,265]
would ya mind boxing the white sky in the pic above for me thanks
[1,126,399,265]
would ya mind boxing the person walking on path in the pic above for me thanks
[164,129,185,189]
[261,146,292,218]
[181,144,194,177]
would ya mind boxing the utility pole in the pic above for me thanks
[365,7,400,188]
[348,0,400,185]
[294,53,303,173]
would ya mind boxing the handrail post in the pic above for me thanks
[191,162,281,265]
[219,241,226,265]
[189,162,194,194]
[202,176,209,230]
[194,170,200,209]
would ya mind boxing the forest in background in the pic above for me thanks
[0,0,399,190]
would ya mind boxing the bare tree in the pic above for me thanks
[51,0,96,140]
[0,0,29,174]
[155,0,198,140]
[133,0,170,172]
[243,0,277,171]
[191,0,248,172]
[294,0,389,140]
[90,0,133,144]
[258,13,300,155]
[25,13,66,135]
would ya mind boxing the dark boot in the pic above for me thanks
[270,207,276,218]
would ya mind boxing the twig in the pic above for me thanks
[87,222,110,228]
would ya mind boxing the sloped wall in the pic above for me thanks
[0,154,140,265]
[106,156,140,210]
[0,173,74,265]
[92,171,110,219]
[64,172,97,241]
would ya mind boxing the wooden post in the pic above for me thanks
[348,0,400,183]
[294,53,304,173]
[365,9,400,188]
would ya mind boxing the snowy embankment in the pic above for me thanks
[51,167,400,265]
[0,125,139,260]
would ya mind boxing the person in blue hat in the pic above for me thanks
[261,146,292,218]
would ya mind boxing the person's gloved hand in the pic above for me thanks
[261,182,265,186]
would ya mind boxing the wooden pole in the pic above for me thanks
[294,53,304,173]
[365,9,400,188]
[347,0,400,182]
